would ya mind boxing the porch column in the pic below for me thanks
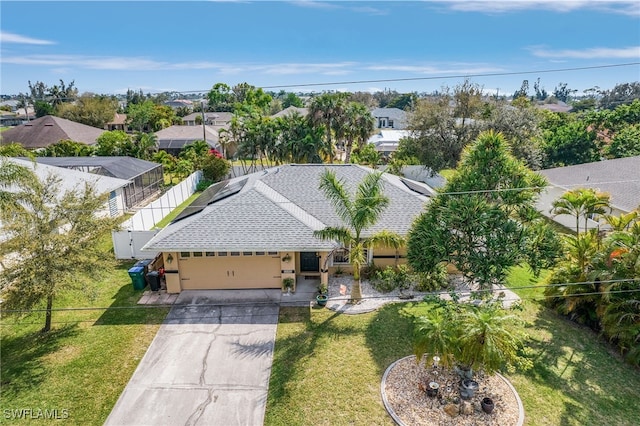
[319,252,329,287]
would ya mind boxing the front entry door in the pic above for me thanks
[300,252,319,272]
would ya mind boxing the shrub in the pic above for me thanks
[371,265,411,293]
[413,263,449,292]
[196,179,213,192]
[202,154,231,182]
[361,262,381,280]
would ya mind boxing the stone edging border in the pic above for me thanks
[380,355,525,426]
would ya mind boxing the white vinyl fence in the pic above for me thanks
[112,171,201,259]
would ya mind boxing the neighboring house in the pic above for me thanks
[105,113,129,132]
[0,115,105,149]
[536,101,573,113]
[32,156,164,210]
[271,106,308,118]
[154,125,223,156]
[367,129,411,157]
[6,157,130,217]
[164,99,193,110]
[182,112,233,126]
[0,112,23,127]
[142,164,436,294]
[537,156,640,231]
[371,107,408,130]
[0,100,20,111]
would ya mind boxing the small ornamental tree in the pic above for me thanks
[407,130,560,290]
[0,162,120,332]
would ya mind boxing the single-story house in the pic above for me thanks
[105,113,128,132]
[141,164,436,293]
[271,106,308,118]
[164,99,193,110]
[5,157,130,217]
[154,125,223,156]
[371,107,408,130]
[0,115,105,149]
[537,156,640,231]
[182,112,233,126]
[31,156,163,210]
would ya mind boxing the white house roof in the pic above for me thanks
[7,158,130,196]
[368,130,411,145]
[142,164,433,252]
[539,156,640,213]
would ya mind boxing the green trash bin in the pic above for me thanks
[128,266,147,290]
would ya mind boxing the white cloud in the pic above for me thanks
[530,45,640,59]
[365,64,505,75]
[440,0,640,16]
[0,31,55,45]
[290,0,388,15]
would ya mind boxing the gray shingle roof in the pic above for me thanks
[271,106,308,118]
[1,115,105,148]
[154,125,222,149]
[539,156,640,212]
[8,158,130,195]
[143,164,431,252]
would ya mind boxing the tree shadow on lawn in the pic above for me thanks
[364,303,417,375]
[93,283,169,326]
[267,306,365,407]
[521,307,640,425]
[0,324,79,398]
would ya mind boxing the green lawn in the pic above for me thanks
[0,261,169,425]
[266,267,640,426]
[152,191,201,229]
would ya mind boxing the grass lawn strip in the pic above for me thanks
[0,261,169,425]
[266,267,640,426]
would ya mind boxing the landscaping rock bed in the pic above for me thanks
[382,356,524,426]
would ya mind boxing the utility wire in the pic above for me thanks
[2,287,639,327]
[1,278,638,315]
[15,62,640,98]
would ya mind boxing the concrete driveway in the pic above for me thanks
[105,291,280,426]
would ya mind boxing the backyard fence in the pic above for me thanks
[112,171,201,259]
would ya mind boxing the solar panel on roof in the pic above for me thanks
[171,177,248,223]
[400,177,433,197]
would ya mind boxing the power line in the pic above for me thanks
[16,62,640,98]
[1,278,638,316]
[258,62,640,90]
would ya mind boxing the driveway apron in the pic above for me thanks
[104,301,279,426]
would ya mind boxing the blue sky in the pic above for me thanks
[1,1,639,97]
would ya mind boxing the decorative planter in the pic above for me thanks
[316,294,328,307]
[459,379,479,400]
[481,397,495,414]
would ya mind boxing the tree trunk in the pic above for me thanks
[350,277,362,304]
[42,293,53,333]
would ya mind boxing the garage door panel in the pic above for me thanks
[179,256,281,290]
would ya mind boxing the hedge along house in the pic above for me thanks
[142,164,435,294]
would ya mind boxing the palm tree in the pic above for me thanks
[313,169,400,302]
[340,102,375,164]
[308,93,348,163]
[551,188,611,234]
[603,210,639,232]
[457,304,524,375]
